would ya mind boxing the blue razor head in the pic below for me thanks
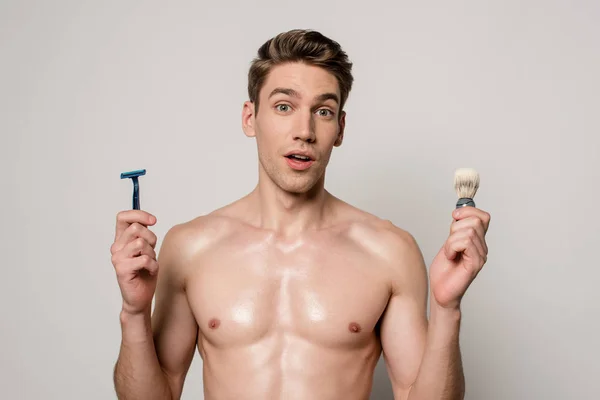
[120,169,146,179]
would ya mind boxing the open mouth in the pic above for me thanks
[285,154,312,162]
[285,154,315,170]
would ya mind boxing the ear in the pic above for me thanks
[334,110,346,147]
[242,101,256,138]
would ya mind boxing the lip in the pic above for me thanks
[283,150,315,161]
[285,157,314,171]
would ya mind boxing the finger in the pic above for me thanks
[444,231,486,267]
[467,229,487,263]
[121,237,157,260]
[131,255,159,276]
[450,218,488,254]
[450,216,485,237]
[444,233,463,261]
[453,207,491,232]
[111,242,154,269]
[115,210,157,241]
[111,223,158,254]
[445,236,482,273]
[113,222,158,253]
[116,255,159,279]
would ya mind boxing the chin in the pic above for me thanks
[278,177,317,194]
[274,169,326,194]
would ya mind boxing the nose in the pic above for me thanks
[293,111,316,143]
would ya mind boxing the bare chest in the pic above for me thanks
[184,235,392,350]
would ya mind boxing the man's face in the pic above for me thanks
[243,62,346,194]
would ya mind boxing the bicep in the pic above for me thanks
[379,231,429,399]
[151,228,199,399]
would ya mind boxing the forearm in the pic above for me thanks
[407,302,465,400]
[114,310,173,400]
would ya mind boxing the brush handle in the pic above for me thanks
[132,177,140,210]
[456,197,475,208]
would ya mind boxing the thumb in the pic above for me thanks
[444,240,459,261]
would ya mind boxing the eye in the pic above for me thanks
[275,104,291,113]
[317,109,334,117]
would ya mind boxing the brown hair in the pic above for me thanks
[248,29,354,117]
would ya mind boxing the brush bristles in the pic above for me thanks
[454,168,480,199]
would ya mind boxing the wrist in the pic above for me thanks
[120,305,151,322]
[429,299,462,339]
[431,302,462,321]
[427,304,462,351]
[119,307,153,343]
[430,293,462,320]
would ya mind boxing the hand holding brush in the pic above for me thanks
[429,168,491,310]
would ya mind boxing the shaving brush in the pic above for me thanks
[454,168,480,208]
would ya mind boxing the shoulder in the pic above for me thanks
[364,219,427,296]
[349,217,423,267]
[337,203,427,294]
[333,198,420,259]
[159,206,247,263]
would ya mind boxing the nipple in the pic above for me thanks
[348,322,362,333]
[208,318,221,329]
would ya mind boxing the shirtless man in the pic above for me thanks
[111,29,491,400]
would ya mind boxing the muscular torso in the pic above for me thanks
[179,204,401,400]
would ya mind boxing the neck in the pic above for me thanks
[248,167,333,237]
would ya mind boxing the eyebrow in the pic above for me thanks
[268,87,339,105]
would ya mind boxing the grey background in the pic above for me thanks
[1,0,598,399]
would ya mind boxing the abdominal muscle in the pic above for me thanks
[199,329,382,400]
